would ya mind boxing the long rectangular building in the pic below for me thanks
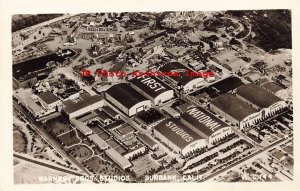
[181,106,231,144]
[236,84,286,117]
[130,75,174,105]
[105,148,132,170]
[105,83,151,116]
[210,93,261,129]
[153,119,206,156]
[63,94,104,118]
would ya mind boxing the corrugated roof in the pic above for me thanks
[105,83,149,108]
[181,106,229,137]
[211,93,258,121]
[261,82,284,93]
[39,91,60,104]
[130,76,173,98]
[154,119,203,150]
[236,83,283,108]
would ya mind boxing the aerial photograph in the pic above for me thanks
[11,10,293,184]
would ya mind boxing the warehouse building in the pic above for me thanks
[181,106,231,144]
[138,133,159,151]
[105,83,151,116]
[38,91,62,111]
[13,88,45,118]
[70,118,93,135]
[159,62,204,93]
[63,94,104,118]
[129,75,174,105]
[236,84,286,118]
[87,134,109,150]
[260,81,286,96]
[153,119,206,155]
[210,93,261,129]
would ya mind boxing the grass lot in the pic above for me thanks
[58,130,81,147]
[13,131,27,153]
[85,156,127,177]
[45,116,72,136]
[130,154,159,178]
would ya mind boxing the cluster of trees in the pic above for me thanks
[128,148,149,161]
[12,14,63,32]
[184,152,219,171]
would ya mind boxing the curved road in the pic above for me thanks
[13,101,91,176]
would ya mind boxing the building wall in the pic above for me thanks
[106,93,151,116]
[63,92,80,101]
[39,99,62,110]
[130,83,174,105]
[153,128,205,156]
[154,90,174,105]
[210,103,262,129]
[183,78,204,93]
[105,152,132,170]
[128,101,151,116]
[236,94,286,118]
[240,112,262,129]
[182,139,206,155]
[236,94,259,110]
[209,127,231,144]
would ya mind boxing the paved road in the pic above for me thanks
[13,101,91,176]
[14,153,85,176]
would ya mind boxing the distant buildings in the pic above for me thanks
[159,62,204,93]
[211,50,250,73]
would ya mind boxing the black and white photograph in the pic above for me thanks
[1,0,299,190]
